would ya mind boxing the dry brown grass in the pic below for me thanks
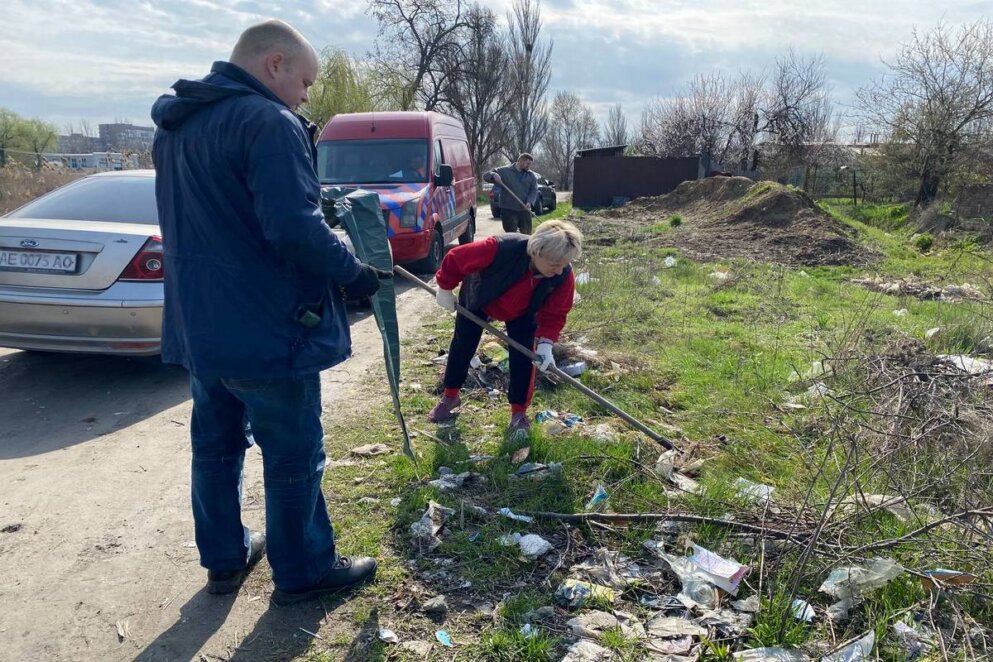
[0,164,87,215]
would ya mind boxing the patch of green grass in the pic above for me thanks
[474,626,559,661]
[913,232,934,252]
[747,592,813,649]
[600,627,643,660]
[670,213,683,227]
[537,199,572,223]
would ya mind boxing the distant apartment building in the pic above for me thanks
[98,123,155,151]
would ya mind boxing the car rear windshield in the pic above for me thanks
[318,139,429,184]
[4,176,158,225]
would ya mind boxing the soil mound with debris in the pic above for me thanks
[587,177,875,267]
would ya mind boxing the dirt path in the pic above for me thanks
[0,210,509,661]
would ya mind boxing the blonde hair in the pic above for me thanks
[527,220,583,263]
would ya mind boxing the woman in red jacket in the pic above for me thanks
[428,220,583,437]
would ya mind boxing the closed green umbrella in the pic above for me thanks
[321,188,413,460]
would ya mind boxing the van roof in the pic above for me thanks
[319,111,465,141]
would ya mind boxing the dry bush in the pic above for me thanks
[0,164,86,215]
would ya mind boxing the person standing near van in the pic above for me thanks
[152,19,380,605]
[484,153,540,234]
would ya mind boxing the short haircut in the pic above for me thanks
[517,153,534,162]
[527,220,583,263]
[230,19,312,65]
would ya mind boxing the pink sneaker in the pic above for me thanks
[428,395,461,423]
[509,412,532,438]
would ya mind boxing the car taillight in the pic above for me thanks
[119,236,164,281]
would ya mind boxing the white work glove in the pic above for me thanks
[534,340,556,372]
[435,288,456,312]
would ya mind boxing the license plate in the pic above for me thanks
[0,249,79,273]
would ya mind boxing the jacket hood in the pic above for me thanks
[151,61,282,131]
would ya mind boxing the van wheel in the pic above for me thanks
[458,211,476,245]
[413,229,445,273]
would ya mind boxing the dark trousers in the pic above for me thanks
[443,310,537,408]
[189,374,336,592]
[500,208,533,234]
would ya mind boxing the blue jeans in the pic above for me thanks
[189,373,335,592]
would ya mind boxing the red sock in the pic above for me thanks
[510,404,527,415]
[444,388,460,399]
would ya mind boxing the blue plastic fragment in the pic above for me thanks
[436,630,454,647]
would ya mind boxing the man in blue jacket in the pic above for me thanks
[152,19,379,605]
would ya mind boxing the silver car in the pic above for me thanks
[0,170,358,356]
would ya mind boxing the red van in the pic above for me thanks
[316,111,477,271]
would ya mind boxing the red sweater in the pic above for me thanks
[435,236,575,341]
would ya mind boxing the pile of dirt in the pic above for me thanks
[583,177,875,267]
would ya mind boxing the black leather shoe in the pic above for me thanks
[270,556,377,606]
[206,532,267,595]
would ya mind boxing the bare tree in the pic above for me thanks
[857,20,993,206]
[504,0,552,159]
[760,50,832,174]
[368,0,468,110]
[542,91,599,189]
[602,104,629,147]
[441,5,513,184]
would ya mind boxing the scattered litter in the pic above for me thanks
[470,355,483,369]
[853,276,985,301]
[645,614,707,638]
[798,270,809,277]
[421,595,449,614]
[819,558,903,601]
[183,541,197,548]
[647,635,694,656]
[791,599,815,622]
[510,462,562,479]
[573,291,583,304]
[390,497,402,507]
[697,607,753,635]
[576,273,594,285]
[350,443,391,457]
[561,361,588,377]
[378,628,399,644]
[709,270,730,282]
[410,501,455,551]
[468,453,495,463]
[498,507,534,523]
[651,276,663,285]
[561,639,613,662]
[115,619,130,642]
[400,640,433,655]
[511,446,530,463]
[803,382,832,399]
[734,477,775,505]
[829,493,914,522]
[525,606,556,623]
[938,354,993,385]
[790,359,834,382]
[925,327,940,339]
[614,609,647,638]
[822,631,874,662]
[826,598,854,622]
[535,410,583,430]
[640,594,684,610]
[428,470,484,492]
[358,497,379,505]
[498,532,522,546]
[430,354,448,365]
[467,531,481,542]
[553,578,616,609]
[920,568,978,590]
[519,534,554,559]
[585,484,610,512]
[571,548,645,590]
[664,256,678,268]
[567,610,619,639]
[893,308,909,317]
[642,541,720,609]
[893,620,933,658]
[655,450,677,479]
[732,595,761,613]
[734,647,809,661]
[435,630,453,647]
[685,544,751,595]
[520,623,538,639]
[592,423,618,443]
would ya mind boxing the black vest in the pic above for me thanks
[458,234,571,321]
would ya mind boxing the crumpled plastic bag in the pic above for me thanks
[410,500,455,551]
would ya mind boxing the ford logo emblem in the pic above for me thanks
[20,239,39,248]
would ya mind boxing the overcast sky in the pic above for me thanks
[2,0,990,135]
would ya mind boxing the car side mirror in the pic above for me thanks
[547,181,555,188]
[434,164,454,187]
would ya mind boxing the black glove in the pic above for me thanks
[343,263,392,299]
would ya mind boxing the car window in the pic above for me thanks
[4,176,158,224]
[317,139,430,184]
[433,140,444,176]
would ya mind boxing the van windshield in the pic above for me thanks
[318,139,430,184]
